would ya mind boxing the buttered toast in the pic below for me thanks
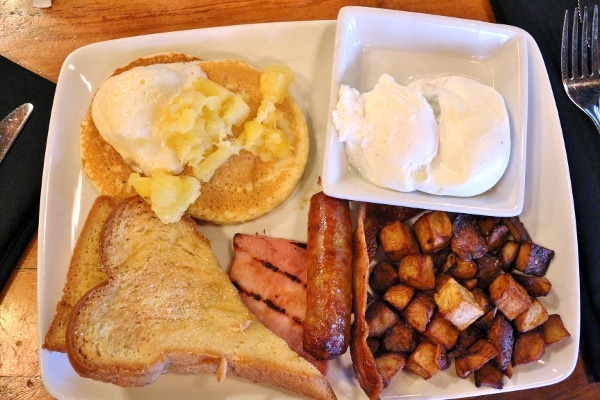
[43,195,116,352]
[65,196,336,400]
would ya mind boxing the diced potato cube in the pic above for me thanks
[501,216,531,242]
[474,361,505,389]
[379,221,420,261]
[489,273,532,321]
[455,339,499,379]
[475,255,503,288]
[498,240,520,271]
[383,322,418,353]
[365,300,400,337]
[512,329,546,366]
[398,254,435,290]
[515,242,555,277]
[382,283,415,312]
[485,224,510,251]
[487,313,514,371]
[451,214,488,261]
[477,216,501,235]
[369,261,398,294]
[405,342,448,379]
[542,314,571,346]
[434,277,485,331]
[443,255,478,280]
[512,273,552,297]
[375,352,406,388]
[412,211,453,253]
[423,311,460,349]
[402,292,436,333]
[513,298,549,333]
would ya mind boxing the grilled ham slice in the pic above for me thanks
[229,233,329,374]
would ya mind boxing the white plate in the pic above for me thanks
[38,19,579,400]
[323,7,528,217]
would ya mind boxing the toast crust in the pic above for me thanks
[66,196,335,400]
[80,54,309,224]
[43,195,116,352]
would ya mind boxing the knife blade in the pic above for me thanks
[0,103,33,165]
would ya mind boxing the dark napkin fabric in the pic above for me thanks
[0,56,55,291]
[491,0,600,380]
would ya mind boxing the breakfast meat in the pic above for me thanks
[81,53,309,224]
[228,233,328,374]
[303,192,353,360]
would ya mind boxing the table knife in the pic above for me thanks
[0,103,33,165]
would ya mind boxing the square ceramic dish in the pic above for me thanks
[322,6,528,216]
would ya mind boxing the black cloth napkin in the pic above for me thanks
[491,0,600,380]
[0,56,55,291]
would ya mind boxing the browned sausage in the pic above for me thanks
[303,191,353,360]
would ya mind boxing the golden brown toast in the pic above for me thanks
[80,54,309,224]
[43,195,116,352]
[65,196,336,400]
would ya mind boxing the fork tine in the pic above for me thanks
[562,9,570,80]
[572,8,581,77]
[582,7,590,75]
[592,5,599,76]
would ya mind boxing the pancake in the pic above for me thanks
[80,53,309,224]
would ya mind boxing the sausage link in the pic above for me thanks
[303,191,353,359]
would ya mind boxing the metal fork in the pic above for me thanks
[561,5,600,131]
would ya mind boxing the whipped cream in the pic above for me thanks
[333,74,510,197]
[92,62,207,176]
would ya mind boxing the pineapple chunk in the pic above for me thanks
[129,170,200,224]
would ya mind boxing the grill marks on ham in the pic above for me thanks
[229,233,329,374]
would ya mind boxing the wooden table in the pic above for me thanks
[1,0,599,399]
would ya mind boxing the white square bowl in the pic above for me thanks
[322,6,528,216]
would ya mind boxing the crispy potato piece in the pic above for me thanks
[486,224,510,252]
[455,339,499,379]
[384,321,418,353]
[376,352,406,388]
[366,300,400,337]
[515,242,554,277]
[431,246,452,270]
[370,261,398,294]
[403,292,436,333]
[542,314,571,346]
[512,273,552,297]
[487,313,514,371]
[379,220,420,262]
[434,277,485,331]
[474,361,505,389]
[413,211,453,253]
[364,203,422,261]
[406,342,449,379]
[499,240,520,271]
[450,326,485,358]
[489,273,532,321]
[443,254,478,280]
[502,216,531,243]
[476,255,503,288]
[471,288,496,330]
[423,311,460,349]
[478,216,501,236]
[513,329,546,366]
[398,254,435,290]
[383,283,415,312]
[451,214,488,261]
[514,298,549,333]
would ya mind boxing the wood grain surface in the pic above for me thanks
[1,0,599,399]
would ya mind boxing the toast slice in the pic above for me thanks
[66,196,336,400]
[43,195,116,352]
